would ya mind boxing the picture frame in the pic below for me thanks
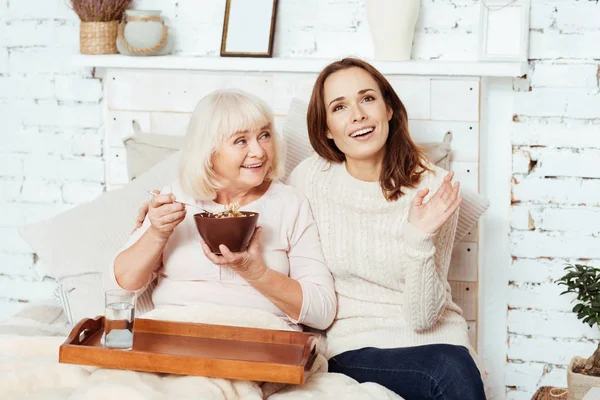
[478,0,530,62]
[220,0,278,58]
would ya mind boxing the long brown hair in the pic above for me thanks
[307,57,430,201]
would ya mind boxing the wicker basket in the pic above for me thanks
[80,21,119,55]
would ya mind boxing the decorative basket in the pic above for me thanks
[568,357,600,400]
[80,21,119,55]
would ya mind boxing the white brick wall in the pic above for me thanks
[0,0,598,398]
[509,1,600,397]
[0,0,104,319]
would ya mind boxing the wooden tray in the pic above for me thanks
[59,316,320,384]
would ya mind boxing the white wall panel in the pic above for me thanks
[449,242,478,282]
[450,281,478,321]
[388,78,431,120]
[150,112,191,136]
[431,79,480,122]
[409,120,479,162]
[106,70,274,112]
[450,162,479,193]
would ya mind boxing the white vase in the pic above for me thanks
[116,10,172,57]
[365,0,420,61]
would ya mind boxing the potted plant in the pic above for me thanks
[557,263,600,399]
[71,0,132,54]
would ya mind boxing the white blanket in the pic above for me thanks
[0,303,402,400]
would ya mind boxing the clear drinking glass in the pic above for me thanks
[102,289,136,350]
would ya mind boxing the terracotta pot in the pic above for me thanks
[193,211,259,254]
[568,356,600,400]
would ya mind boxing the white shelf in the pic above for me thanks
[73,55,528,77]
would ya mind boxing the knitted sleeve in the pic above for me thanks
[402,203,459,332]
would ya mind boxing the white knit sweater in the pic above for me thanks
[288,155,474,361]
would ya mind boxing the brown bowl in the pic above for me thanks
[193,211,259,254]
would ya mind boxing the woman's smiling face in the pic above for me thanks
[211,122,274,192]
[323,67,393,164]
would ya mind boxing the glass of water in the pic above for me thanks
[102,289,136,350]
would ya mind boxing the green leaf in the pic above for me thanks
[573,304,585,313]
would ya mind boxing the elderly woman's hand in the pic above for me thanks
[147,193,187,240]
[408,171,462,234]
[133,190,158,232]
[200,227,268,282]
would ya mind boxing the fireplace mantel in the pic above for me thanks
[73,54,528,77]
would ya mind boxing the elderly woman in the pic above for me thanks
[111,89,336,331]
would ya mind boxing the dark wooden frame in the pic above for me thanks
[220,0,278,58]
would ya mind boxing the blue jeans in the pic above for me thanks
[328,344,486,400]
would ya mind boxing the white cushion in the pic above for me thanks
[19,152,180,323]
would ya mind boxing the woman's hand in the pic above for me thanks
[147,193,187,240]
[408,171,462,234]
[200,227,268,282]
[133,190,157,232]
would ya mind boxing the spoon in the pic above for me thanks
[146,191,214,216]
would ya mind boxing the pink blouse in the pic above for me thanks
[111,180,336,331]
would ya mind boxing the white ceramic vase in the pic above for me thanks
[365,0,420,61]
[116,10,172,57]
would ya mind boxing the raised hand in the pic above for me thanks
[200,227,268,282]
[147,193,187,240]
[408,171,462,234]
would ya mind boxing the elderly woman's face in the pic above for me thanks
[212,122,275,191]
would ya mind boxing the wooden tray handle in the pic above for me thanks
[303,335,320,371]
[63,316,103,346]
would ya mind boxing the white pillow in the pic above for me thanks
[19,152,181,323]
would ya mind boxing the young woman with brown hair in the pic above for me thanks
[288,58,486,399]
